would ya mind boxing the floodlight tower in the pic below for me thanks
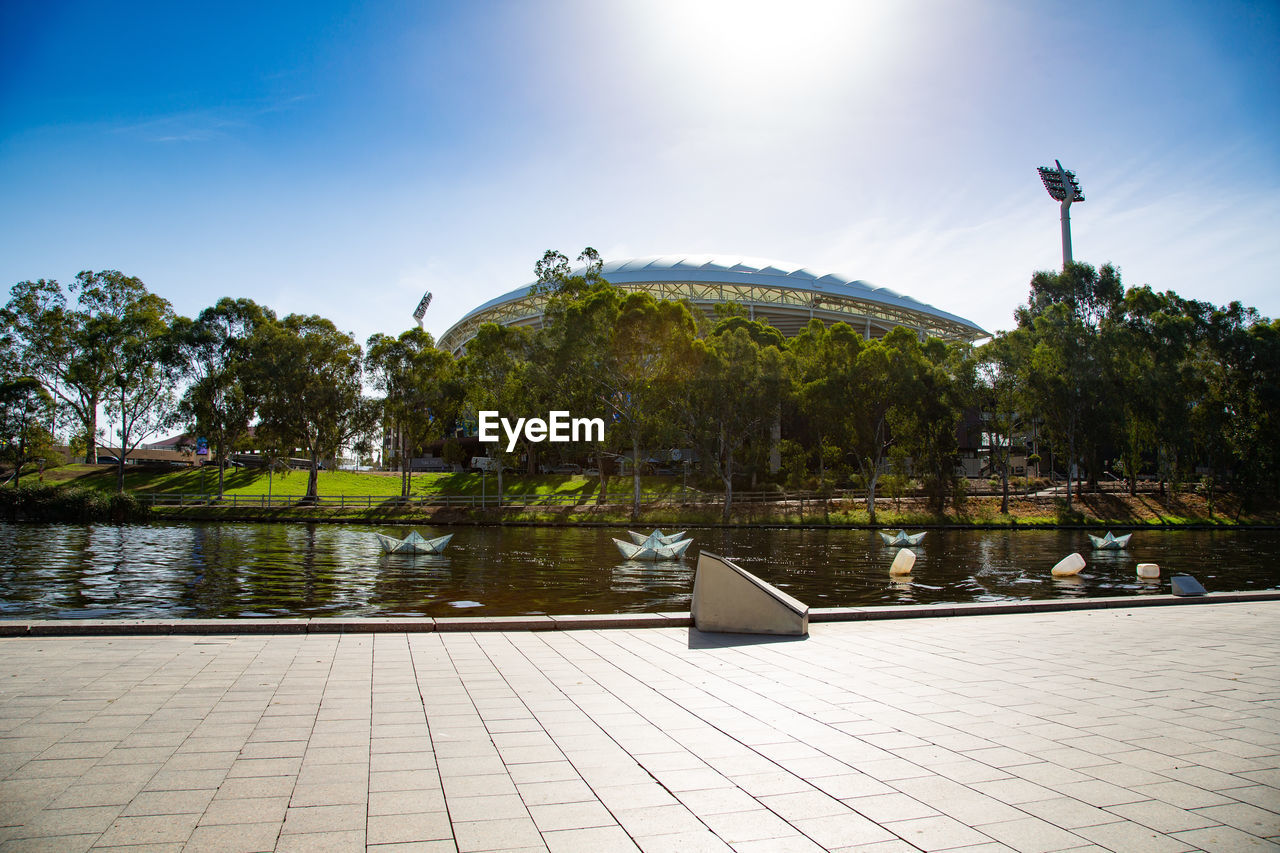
[412,291,433,329]
[1037,160,1085,268]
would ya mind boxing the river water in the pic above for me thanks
[0,522,1276,619]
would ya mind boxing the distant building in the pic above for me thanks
[439,254,987,355]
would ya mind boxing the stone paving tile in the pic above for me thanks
[1172,824,1280,852]
[843,791,941,823]
[1228,783,1280,813]
[0,604,1278,851]
[526,801,616,832]
[1073,819,1200,852]
[542,825,638,852]
[882,814,991,850]
[973,815,1090,852]
[275,829,366,852]
[183,820,281,852]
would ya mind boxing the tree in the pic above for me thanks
[896,338,973,515]
[248,314,373,499]
[3,277,111,462]
[1208,306,1280,510]
[460,323,534,504]
[1112,287,1200,496]
[529,264,624,500]
[846,327,926,525]
[531,247,603,299]
[366,327,460,498]
[601,293,695,520]
[790,320,864,520]
[1016,262,1122,509]
[0,377,56,484]
[78,272,185,492]
[176,298,274,498]
[683,323,789,521]
[975,330,1030,513]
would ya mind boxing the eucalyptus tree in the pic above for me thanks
[602,292,696,521]
[531,274,621,499]
[524,247,610,478]
[176,298,274,497]
[76,272,186,491]
[683,322,790,521]
[846,326,926,524]
[790,320,863,501]
[1207,305,1280,510]
[0,377,56,485]
[975,330,1030,513]
[1015,262,1123,508]
[531,247,603,299]
[896,338,974,514]
[1111,287,1201,496]
[523,255,696,518]
[248,314,374,499]
[3,276,112,462]
[460,322,535,504]
[365,327,460,498]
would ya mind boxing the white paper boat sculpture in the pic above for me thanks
[374,531,453,555]
[612,536,695,561]
[879,530,926,546]
[1087,531,1132,550]
[628,529,687,546]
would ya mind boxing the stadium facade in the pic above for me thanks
[438,254,987,355]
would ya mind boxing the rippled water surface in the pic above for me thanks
[0,522,1276,618]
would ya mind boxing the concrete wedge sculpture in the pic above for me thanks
[691,551,809,636]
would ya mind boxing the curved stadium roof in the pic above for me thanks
[438,254,988,354]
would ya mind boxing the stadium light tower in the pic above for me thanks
[412,291,433,329]
[1037,160,1084,268]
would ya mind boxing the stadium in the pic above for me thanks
[437,254,987,355]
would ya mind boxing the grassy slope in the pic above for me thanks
[32,464,692,499]
[17,465,1278,526]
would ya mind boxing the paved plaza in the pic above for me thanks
[1,602,1278,852]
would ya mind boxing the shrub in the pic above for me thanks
[0,483,151,523]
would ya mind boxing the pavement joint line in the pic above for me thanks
[3,589,1278,635]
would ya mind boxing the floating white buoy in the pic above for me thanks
[1137,563,1160,579]
[1051,552,1086,577]
[889,548,916,576]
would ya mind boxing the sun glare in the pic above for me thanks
[624,0,900,112]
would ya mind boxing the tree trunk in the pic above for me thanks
[631,435,641,522]
[818,448,829,524]
[1064,430,1075,511]
[1000,459,1009,515]
[721,429,733,523]
[1125,443,1138,496]
[402,433,411,499]
[84,396,98,464]
[217,438,226,499]
[307,452,319,498]
[596,449,609,506]
[865,469,878,526]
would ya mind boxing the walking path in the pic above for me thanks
[1,602,1277,852]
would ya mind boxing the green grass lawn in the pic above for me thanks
[33,464,697,500]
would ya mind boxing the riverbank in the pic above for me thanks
[6,465,1278,527]
[145,491,1279,528]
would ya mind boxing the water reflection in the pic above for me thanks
[0,522,1276,619]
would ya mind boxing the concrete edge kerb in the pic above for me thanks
[2,591,1277,637]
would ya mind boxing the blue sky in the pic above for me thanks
[3,0,1277,345]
